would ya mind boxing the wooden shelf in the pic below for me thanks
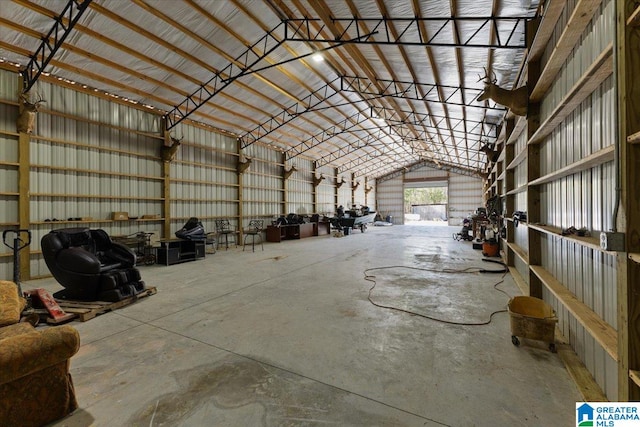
[497,171,505,181]
[529,145,615,186]
[530,0,605,101]
[529,44,614,146]
[30,193,164,201]
[508,266,529,295]
[528,223,616,254]
[506,185,527,196]
[507,241,529,265]
[628,5,640,26]
[0,161,19,167]
[629,253,640,264]
[527,0,567,62]
[0,192,19,197]
[530,265,618,361]
[628,130,640,144]
[506,115,527,145]
[31,218,165,225]
[31,164,163,181]
[506,148,527,170]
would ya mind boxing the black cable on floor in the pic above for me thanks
[363,259,511,326]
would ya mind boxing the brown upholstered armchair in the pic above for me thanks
[0,281,80,427]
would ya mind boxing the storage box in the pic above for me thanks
[141,214,160,219]
[112,211,128,221]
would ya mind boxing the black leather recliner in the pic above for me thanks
[41,228,146,302]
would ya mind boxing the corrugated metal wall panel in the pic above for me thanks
[286,157,313,215]
[448,174,482,226]
[376,175,404,224]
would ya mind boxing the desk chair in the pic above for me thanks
[215,219,237,250]
[243,219,264,252]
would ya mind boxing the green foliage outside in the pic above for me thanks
[404,187,448,213]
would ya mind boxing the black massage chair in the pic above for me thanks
[41,228,146,302]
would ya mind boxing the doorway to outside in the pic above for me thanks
[404,185,448,226]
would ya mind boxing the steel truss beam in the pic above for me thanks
[285,111,372,159]
[239,77,341,149]
[338,151,418,175]
[21,0,92,92]
[316,129,420,168]
[376,158,483,182]
[165,22,286,130]
[284,17,528,49]
[341,76,506,111]
[370,106,498,138]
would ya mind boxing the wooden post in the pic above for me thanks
[283,153,289,216]
[334,167,339,214]
[312,162,318,214]
[162,127,171,239]
[237,143,244,243]
[617,0,640,401]
[18,131,30,280]
[526,23,543,298]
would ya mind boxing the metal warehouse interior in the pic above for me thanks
[0,0,639,425]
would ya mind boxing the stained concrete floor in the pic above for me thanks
[26,225,582,426]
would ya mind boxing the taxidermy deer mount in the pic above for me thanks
[161,134,183,162]
[313,174,325,187]
[352,181,360,190]
[237,156,252,174]
[479,142,500,164]
[476,68,528,117]
[17,91,46,134]
[336,177,346,188]
[365,186,373,194]
[283,165,297,180]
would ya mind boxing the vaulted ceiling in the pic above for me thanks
[0,0,540,178]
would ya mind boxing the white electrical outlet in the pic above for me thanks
[600,232,625,252]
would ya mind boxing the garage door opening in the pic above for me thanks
[404,186,448,226]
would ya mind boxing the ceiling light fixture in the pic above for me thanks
[312,52,324,63]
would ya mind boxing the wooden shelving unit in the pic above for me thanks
[507,241,529,264]
[506,148,527,170]
[31,164,163,181]
[530,265,618,361]
[529,145,615,186]
[506,184,527,196]
[529,0,605,101]
[529,45,614,145]
[30,193,164,201]
[527,223,616,254]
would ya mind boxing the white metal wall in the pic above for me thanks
[375,175,404,224]
[448,174,483,226]
[286,157,314,215]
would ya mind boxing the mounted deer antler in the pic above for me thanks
[283,165,297,180]
[161,134,183,162]
[17,91,46,134]
[237,156,252,174]
[313,174,325,187]
[479,142,499,164]
[336,177,346,188]
[352,181,360,190]
[365,186,373,194]
[476,67,528,117]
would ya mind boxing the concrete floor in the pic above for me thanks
[27,225,581,426]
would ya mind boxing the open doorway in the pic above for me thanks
[404,185,448,226]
